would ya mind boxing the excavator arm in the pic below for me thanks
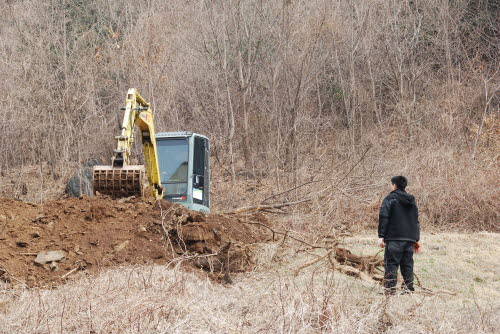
[93,88,163,199]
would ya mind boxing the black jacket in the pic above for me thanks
[378,189,420,242]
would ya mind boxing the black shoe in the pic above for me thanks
[384,289,396,296]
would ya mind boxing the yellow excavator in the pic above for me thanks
[93,89,211,212]
[93,88,163,199]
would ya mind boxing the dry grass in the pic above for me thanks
[0,162,78,203]
[210,130,499,235]
[1,233,498,333]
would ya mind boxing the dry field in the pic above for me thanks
[1,232,498,334]
[0,154,498,333]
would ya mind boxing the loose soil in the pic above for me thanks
[0,196,273,287]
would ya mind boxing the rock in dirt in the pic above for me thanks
[113,240,129,252]
[49,262,59,272]
[34,251,65,265]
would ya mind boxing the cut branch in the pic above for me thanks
[223,199,311,214]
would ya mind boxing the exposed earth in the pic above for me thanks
[0,196,273,287]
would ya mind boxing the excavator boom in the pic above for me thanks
[93,89,163,199]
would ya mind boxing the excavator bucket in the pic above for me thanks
[93,165,145,198]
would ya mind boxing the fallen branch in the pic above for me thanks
[334,248,384,274]
[261,180,322,204]
[237,216,386,282]
[418,287,457,296]
[336,264,377,284]
[233,205,436,292]
[294,250,333,275]
[294,247,384,286]
[223,199,311,214]
[61,267,79,279]
[235,218,323,249]
[412,271,457,296]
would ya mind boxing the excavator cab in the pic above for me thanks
[156,132,210,213]
[93,89,210,213]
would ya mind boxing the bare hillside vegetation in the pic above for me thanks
[0,0,498,231]
[0,0,499,333]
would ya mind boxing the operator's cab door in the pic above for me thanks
[156,138,189,202]
[192,136,210,209]
[156,132,210,212]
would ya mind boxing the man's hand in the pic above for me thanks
[414,242,420,254]
[378,238,385,248]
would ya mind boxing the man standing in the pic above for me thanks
[378,176,420,295]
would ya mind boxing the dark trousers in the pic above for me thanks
[384,240,414,292]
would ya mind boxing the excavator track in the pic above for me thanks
[93,166,145,198]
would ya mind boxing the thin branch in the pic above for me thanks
[223,199,311,214]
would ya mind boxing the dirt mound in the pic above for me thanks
[0,196,273,287]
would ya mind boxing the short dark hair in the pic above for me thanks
[391,176,408,190]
